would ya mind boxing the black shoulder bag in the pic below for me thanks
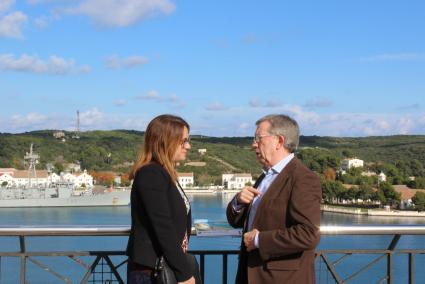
[154,254,202,284]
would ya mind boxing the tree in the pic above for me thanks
[412,191,425,211]
[378,182,401,207]
[407,178,425,189]
[357,184,375,202]
[342,149,353,158]
[54,162,64,174]
[321,179,345,203]
[324,168,336,181]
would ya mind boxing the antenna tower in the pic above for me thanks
[73,110,80,139]
[24,143,39,187]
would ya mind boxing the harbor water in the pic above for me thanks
[1,192,425,283]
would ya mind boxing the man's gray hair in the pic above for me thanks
[256,114,299,153]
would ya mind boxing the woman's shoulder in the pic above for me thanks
[135,162,169,180]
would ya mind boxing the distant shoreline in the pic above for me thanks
[322,204,425,217]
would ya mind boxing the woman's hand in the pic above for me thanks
[178,276,195,284]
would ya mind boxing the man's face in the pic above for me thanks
[252,121,277,168]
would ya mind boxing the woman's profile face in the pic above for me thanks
[173,126,191,162]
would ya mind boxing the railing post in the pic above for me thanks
[387,252,393,284]
[409,253,414,284]
[200,253,205,284]
[222,253,228,284]
[19,236,26,284]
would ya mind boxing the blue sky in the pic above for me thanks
[1,0,424,137]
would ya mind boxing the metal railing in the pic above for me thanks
[1,225,425,283]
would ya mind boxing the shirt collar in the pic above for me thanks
[263,153,294,175]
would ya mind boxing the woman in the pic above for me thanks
[126,114,196,284]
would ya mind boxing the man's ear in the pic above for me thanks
[276,135,285,150]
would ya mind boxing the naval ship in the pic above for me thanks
[0,145,130,208]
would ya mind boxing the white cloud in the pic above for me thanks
[238,122,250,130]
[0,11,27,38]
[9,113,49,131]
[396,103,421,111]
[249,98,262,108]
[27,0,63,4]
[79,108,105,128]
[241,33,260,44]
[0,0,15,13]
[77,65,91,74]
[2,108,425,137]
[62,0,175,27]
[360,53,425,62]
[303,96,333,109]
[114,99,127,106]
[134,91,185,107]
[248,98,284,108]
[34,16,49,28]
[205,102,227,111]
[265,99,282,108]
[0,53,90,75]
[136,90,162,101]
[105,55,148,69]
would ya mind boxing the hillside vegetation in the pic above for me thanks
[1,131,425,185]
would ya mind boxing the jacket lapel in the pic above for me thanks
[243,173,265,232]
[251,157,299,228]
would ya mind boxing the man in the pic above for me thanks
[227,114,321,284]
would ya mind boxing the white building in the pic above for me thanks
[177,172,194,188]
[47,172,61,184]
[0,168,94,188]
[222,173,253,189]
[0,173,14,187]
[0,168,17,176]
[13,170,49,187]
[341,158,364,171]
[198,149,207,155]
[74,170,94,187]
[62,172,76,184]
[378,172,387,182]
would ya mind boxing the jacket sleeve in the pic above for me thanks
[135,166,193,282]
[226,196,248,229]
[258,169,321,260]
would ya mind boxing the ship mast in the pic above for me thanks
[24,143,39,187]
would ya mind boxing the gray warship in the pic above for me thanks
[0,144,130,208]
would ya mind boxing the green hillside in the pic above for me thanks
[1,131,424,185]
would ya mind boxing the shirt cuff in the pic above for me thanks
[254,231,260,248]
[232,197,245,212]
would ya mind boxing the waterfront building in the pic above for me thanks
[0,168,94,188]
[177,172,194,188]
[222,173,253,189]
[13,170,49,187]
[74,170,94,187]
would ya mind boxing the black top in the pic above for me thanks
[126,162,192,281]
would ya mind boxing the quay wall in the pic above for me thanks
[321,205,425,217]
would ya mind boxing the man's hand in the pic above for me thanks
[243,229,259,252]
[237,187,260,205]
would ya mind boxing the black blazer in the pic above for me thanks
[126,162,193,282]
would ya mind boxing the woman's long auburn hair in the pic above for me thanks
[130,114,189,183]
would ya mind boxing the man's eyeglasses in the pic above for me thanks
[181,137,191,147]
[253,134,274,143]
